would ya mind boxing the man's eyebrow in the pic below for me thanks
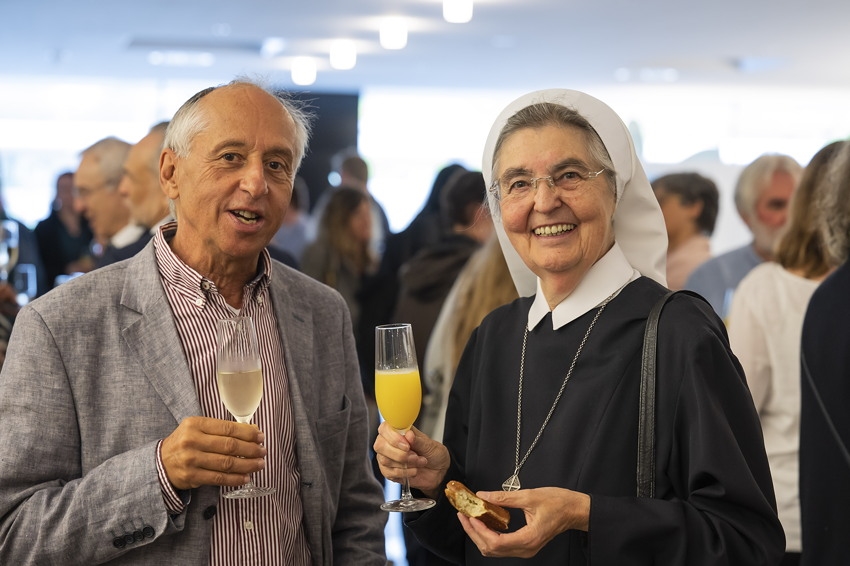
[211,140,247,154]
[265,146,294,160]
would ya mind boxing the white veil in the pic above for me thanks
[482,89,668,296]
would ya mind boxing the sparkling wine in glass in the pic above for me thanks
[0,220,20,282]
[216,316,275,499]
[375,323,436,512]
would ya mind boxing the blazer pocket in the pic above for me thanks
[315,394,352,496]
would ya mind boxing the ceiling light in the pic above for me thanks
[380,17,408,50]
[147,51,215,67]
[330,39,357,70]
[443,0,473,23]
[291,57,317,86]
[261,37,287,59]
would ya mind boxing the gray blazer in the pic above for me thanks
[0,242,387,565]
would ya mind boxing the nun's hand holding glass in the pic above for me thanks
[374,420,451,501]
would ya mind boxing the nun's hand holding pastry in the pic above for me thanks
[457,487,591,559]
[373,420,451,498]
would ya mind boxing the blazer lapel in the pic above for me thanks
[270,265,316,414]
[119,245,201,423]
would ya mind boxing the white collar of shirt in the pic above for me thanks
[527,242,640,331]
[110,223,145,248]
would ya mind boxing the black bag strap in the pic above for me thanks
[801,350,850,470]
[638,289,706,498]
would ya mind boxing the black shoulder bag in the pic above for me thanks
[638,289,706,498]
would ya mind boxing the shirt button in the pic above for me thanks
[257,296,264,305]
[243,520,254,531]
[194,298,204,307]
[201,281,211,291]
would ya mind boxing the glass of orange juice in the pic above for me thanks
[375,323,436,512]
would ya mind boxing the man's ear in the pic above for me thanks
[160,148,179,199]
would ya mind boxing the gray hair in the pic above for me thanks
[80,137,131,190]
[733,154,802,217]
[490,102,617,200]
[816,140,850,265]
[163,77,312,169]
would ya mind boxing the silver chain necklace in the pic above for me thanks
[502,290,617,492]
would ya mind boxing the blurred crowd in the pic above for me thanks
[1,94,850,565]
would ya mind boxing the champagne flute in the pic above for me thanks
[0,220,19,282]
[216,316,275,499]
[375,323,436,512]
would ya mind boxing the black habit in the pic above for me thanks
[407,276,784,565]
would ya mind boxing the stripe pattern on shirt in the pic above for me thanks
[154,224,311,566]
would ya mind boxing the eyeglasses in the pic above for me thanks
[490,166,607,201]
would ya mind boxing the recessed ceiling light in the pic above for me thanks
[444,0,473,24]
[380,17,408,50]
[330,39,357,70]
[292,57,317,86]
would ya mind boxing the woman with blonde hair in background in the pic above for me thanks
[727,139,846,566]
[421,235,519,442]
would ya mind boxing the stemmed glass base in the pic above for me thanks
[381,426,436,513]
[381,495,436,512]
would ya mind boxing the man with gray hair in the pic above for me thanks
[685,153,802,315]
[72,136,144,266]
[0,79,386,564]
[97,122,174,266]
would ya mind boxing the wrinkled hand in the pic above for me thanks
[457,487,590,559]
[161,416,267,490]
[373,421,450,498]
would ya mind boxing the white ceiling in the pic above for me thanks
[3,0,850,93]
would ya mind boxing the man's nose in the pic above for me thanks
[241,160,269,197]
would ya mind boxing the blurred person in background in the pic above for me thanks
[72,136,144,267]
[392,171,493,379]
[271,175,310,265]
[685,154,802,317]
[799,139,850,566]
[35,171,95,288]
[728,140,845,566]
[0,187,49,299]
[0,282,20,369]
[421,235,518,443]
[301,186,378,335]
[357,163,469,391]
[104,122,174,265]
[308,152,390,260]
[651,172,719,290]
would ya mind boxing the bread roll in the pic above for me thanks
[444,480,510,531]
